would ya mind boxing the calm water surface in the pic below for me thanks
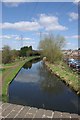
[9,59,80,114]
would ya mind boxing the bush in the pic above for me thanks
[39,34,65,63]
[2,45,12,64]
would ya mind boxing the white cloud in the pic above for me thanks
[15,36,32,40]
[0,35,12,39]
[73,1,80,6]
[23,38,32,40]
[74,0,80,2]
[23,41,36,49]
[39,14,68,31]
[3,2,21,7]
[66,42,72,45]
[0,21,41,31]
[1,0,26,2]
[0,14,68,32]
[65,35,80,39]
[25,41,35,44]
[68,12,78,21]
[0,34,32,40]
[1,0,26,7]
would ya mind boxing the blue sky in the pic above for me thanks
[0,2,79,50]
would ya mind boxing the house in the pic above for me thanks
[62,49,80,60]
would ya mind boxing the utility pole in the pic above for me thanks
[40,31,42,41]
[20,35,23,48]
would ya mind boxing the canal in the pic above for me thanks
[9,59,80,114]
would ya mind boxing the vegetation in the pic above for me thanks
[0,51,2,64]
[20,46,32,57]
[2,46,12,64]
[20,46,41,57]
[45,61,80,94]
[39,34,65,63]
[1,44,41,101]
[2,56,40,102]
[2,45,20,64]
[39,34,79,95]
[11,49,20,61]
[2,45,41,64]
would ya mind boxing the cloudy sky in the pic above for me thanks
[0,1,79,50]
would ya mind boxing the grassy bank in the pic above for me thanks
[2,56,40,102]
[45,61,80,95]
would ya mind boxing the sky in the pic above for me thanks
[0,1,79,50]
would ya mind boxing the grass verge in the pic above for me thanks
[2,56,40,102]
[45,61,80,95]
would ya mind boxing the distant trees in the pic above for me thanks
[2,45,12,64]
[39,34,65,63]
[20,46,41,57]
[20,46,32,57]
[26,46,32,56]
[11,49,20,61]
[2,45,20,64]
[0,51,2,64]
[2,45,41,64]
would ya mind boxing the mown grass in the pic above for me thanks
[45,61,80,94]
[2,56,40,102]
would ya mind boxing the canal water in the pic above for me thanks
[9,59,80,114]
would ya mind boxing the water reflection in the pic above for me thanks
[23,58,41,70]
[23,61,32,69]
[9,59,80,114]
[38,62,64,94]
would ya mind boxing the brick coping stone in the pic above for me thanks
[0,102,80,120]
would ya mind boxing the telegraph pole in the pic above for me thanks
[20,35,23,48]
[40,31,42,41]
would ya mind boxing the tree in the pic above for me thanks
[2,45,12,64]
[20,46,32,57]
[29,46,32,51]
[39,34,65,63]
[20,46,34,57]
[0,51,2,64]
[11,49,20,61]
[20,46,28,56]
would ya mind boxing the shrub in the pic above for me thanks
[39,34,65,63]
[2,45,12,64]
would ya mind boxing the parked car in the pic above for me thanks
[68,61,77,68]
[68,59,79,68]
[76,64,80,72]
[68,58,75,62]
